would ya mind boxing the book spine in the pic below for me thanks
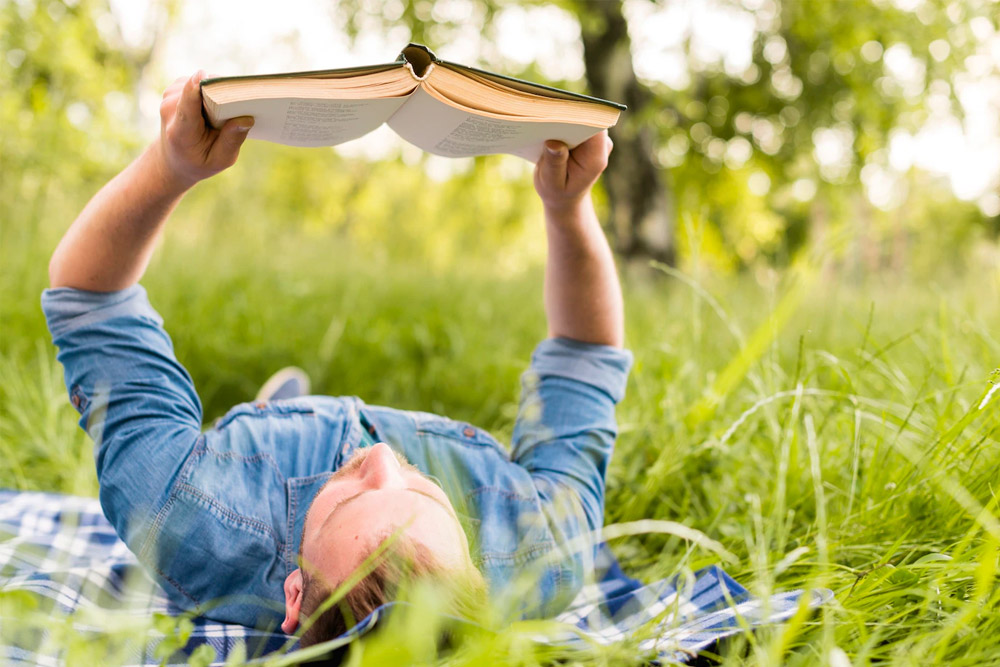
[405,61,436,82]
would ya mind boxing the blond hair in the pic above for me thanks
[298,536,488,647]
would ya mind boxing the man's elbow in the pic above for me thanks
[48,240,75,289]
[48,243,114,291]
[48,253,65,289]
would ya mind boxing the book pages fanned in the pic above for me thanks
[387,88,603,162]
[200,43,623,159]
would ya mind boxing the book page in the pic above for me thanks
[445,63,616,106]
[387,87,603,162]
[209,96,409,147]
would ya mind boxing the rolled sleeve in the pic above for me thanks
[526,337,633,404]
[43,285,165,340]
[42,285,202,551]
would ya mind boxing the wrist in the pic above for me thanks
[543,194,596,229]
[144,141,197,197]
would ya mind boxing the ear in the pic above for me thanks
[282,568,304,634]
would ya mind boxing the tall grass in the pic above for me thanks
[1,205,998,664]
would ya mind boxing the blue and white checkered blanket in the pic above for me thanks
[0,490,831,665]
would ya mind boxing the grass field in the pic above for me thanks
[2,200,999,665]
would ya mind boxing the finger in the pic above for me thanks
[571,131,607,159]
[207,116,254,167]
[174,70,208,139]
[159,78,185,122]
[538,139,569,189]
[159,92,180,124]
[570,131,611,174]
[163,75,187,97]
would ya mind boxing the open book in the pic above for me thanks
[200,43,624,162]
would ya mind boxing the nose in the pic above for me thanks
[358,442,405,489]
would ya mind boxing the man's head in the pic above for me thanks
[281,442,486,644]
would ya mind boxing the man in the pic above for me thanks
[44,71,632,646]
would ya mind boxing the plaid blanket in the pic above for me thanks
[0,490,832,665]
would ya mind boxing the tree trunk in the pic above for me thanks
[577,0,674,264]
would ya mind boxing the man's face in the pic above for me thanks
[299,442,471,589]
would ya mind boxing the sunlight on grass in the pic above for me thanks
[1,219,998,664]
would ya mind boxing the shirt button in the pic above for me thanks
[463,426,475,438]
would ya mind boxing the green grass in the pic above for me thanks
[1,207,999,665]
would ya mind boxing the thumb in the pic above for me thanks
[539,140,569,186]
[210,116,254,165]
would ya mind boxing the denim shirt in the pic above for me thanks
[42,285,632,631]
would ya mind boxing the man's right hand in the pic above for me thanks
[533,131,613,215]
[155,70,254,191]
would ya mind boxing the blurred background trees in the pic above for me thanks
[3,0,999,279]
[335,0,1000,274]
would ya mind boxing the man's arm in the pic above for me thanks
[508,133,631,615]
[42,70,254,559]
[534,132,623,348]
[48,71,253,291]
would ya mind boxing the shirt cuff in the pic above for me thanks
[528,337,634,403]
[42,285,162,340]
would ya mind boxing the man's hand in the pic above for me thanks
[533,131,613,213]
[155,70,254,191]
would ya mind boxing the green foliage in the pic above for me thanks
[179,142,546,273]
[1,0,143,204]
[655,0,999,271]
[0,340,96,494]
